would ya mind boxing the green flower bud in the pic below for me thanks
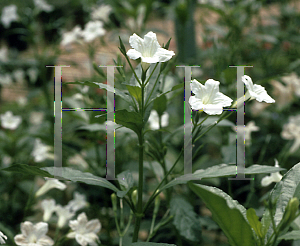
[154,194,160,215]
[131,189,138,206]
[279,197,299,231]
[111,193,117,212]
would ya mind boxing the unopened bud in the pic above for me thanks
[131,189,138,206]
[279,197,299,231]
[111,193,117,212]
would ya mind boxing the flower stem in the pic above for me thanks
[132,76,146,242]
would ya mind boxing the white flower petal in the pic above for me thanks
[35,179,66,197]
[127,31,175,66]
[129,33,145,53]
[242,75,275,103]
[126,49,142,60]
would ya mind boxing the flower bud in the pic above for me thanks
[154,193,160,215]
[111,193,117,212]
[131,189,138,206]
[279,197,299,231]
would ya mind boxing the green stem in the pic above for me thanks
[144,63,159,87]
[193,111,234,143]
[145,70,162,108]
[143,148,184,214]
[132,77,146,242]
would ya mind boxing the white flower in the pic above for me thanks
[0,231,7,244]
[261,159,283,187]
[55,205,75,228]
[30,112,44,125]
[2,155,12,167]
[281,72,300,97]
[27,68,38,84]
[0,74,13,86]
[271,80,293,109]
[31,139,53,163]
[0,47,8,62]
[281,115,300,153]
[127,31,175,71]
[13,69,25,84]
[189,79,233,115]
[91,4,112,22]
[81,21,106,43]
[68,153,88,169]
[41,199,58,222]
[66,192,88,212]
[35,178,66,197]
[14,221,54,246]
[67,212,101,246]
[60,26,83,47]
[0,111,22,130]
[148,110,169,130]
[17,97,28,107]
[34,0,54,13]
[242,75,275,103]
[234,121,260,146]
[1,5,19,28]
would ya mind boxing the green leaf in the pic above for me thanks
[1,164,54,178]
[153,94,167,116]
[246,208,263,239]
[115,109,143,135]
[41,167,120,193]
[189,183,256,246]
[126,85,142,104]
[95,109,143,135]
[94,82,131,102]
[278,230,300,240]
[261,209,271,239]
[268,162,300,233]
[131,243,176,246]
[117,170,134,198]
[160,164,285,192]
[170,196,201,242]
[118,36,126,55]
[163,38,172,50]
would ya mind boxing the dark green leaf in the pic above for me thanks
[170,196,201,242]
[189,183,256,246]
[126,85,142,104]
[153,94,167,116]
[1,164,54,178]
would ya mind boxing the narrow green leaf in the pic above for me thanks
[170,196,201,242]
[261,209,271,239]
[1,164,54,178]
[41,167,120,193]
[118,36,126,55]
[189,183,256,246]
[163,38,172,50]
[160,164,285,192]
[278,230,300,240]
[246,208,263,239]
